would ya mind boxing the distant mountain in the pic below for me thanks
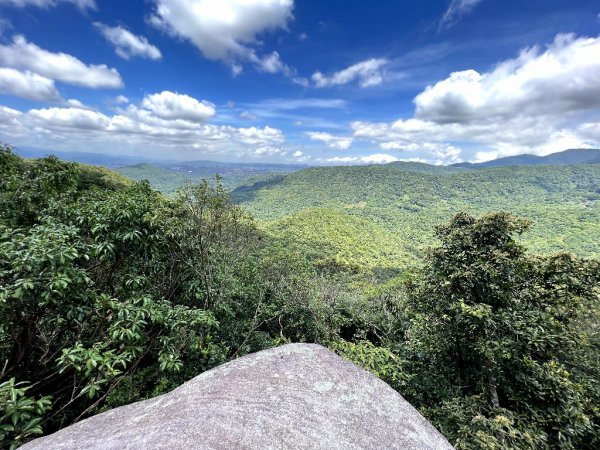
[454,148,600,168]
[14,147,307,171]
[13,147,156,168]
[114,163,193,194]
[115,162,304,194]
[12,147,306,194]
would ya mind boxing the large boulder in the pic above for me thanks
[22,344,454,449]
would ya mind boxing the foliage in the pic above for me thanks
[0,148,317,445]
[1,145,599,450]
[0,378,52,450]
[403,212,600,449]
[264,208,410,276]
[330,340,410,391]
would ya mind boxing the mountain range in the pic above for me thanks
[453,148,600,168]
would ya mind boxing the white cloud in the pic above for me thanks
[0,0,95,9]
[28,107,109,130]
[253,98,346,111]
[0,35,123,88]
[64,98,90,109]
[240,110,257,120]
[253,51,290,75]
[150,0,294,73]
[439,0,483,30]
[293,150,303,157]
[236,126,283,145]
[307,131,353,149]
[292,76,309,87]
[471,131,592,163]
[312,58,388,88]
[349,33,600,163]
[238,98,346,125]
[141,91,215,122]
[0,68,60,101]
[0,93,290,160]
[115,95,130,104]
[94,23,162,60]
[324,153,398,165]
[253,146,287,156]
[415,34,600,123]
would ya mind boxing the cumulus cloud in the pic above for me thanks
[28,106,108,130]
[307,131,353,150]
[149,0,294,73]
[0,68,61,101]
[0,0,95,9]
[251,51,285,74]
[114,95,130,104]
[94,23,162,60]
[0,92,289,160]
[439,0,483,30]
[0,35,123,88]
[141,91,215,121]
[415,34,600,124]
[324,153,398,165]
[236,126,283,145]
[312,58,388,88]
[253,146,287,156]
[349,33,600,163]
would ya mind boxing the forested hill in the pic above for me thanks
[232,162,600,265]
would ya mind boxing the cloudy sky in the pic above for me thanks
[0,0,599,165]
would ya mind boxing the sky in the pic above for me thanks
[0,0,599,165]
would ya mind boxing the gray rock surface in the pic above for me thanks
[22,343,454,449]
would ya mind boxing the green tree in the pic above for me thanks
[0,150,322,445]
[406,212,600,449]
[0,378,52,450]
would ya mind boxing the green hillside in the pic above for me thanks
[263,208,411,274]
[233,163,600,262]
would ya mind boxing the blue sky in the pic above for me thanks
[0,0,599,164]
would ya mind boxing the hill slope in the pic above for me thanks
[264,208,412,273]
[233,163,600,264]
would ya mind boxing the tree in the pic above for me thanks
[0,150,321,445]
[406,212,600,449]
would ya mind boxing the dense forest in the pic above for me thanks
[233,162,600,273]
[1,146,599,449]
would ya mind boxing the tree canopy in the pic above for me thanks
[1,147,598,449]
